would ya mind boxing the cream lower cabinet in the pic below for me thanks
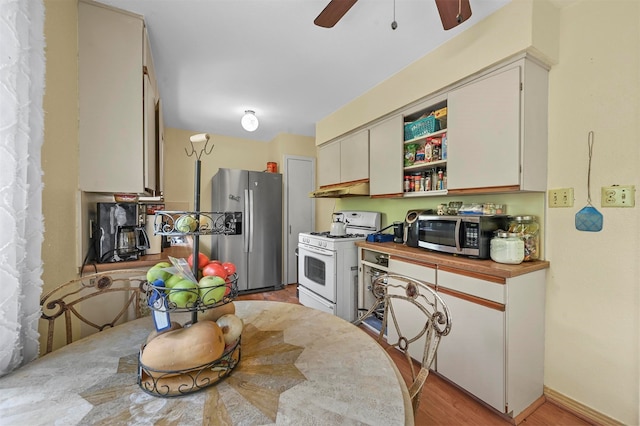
[386,258,437,362]
[357,247,546,420]
[436,266,546,418]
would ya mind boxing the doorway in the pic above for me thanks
[283,155,315,285]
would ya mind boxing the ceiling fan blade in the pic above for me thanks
[435,0,472,30]
[314,0,358,28]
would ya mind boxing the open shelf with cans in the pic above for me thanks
[402,98,448,196]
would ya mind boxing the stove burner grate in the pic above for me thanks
[310,232,366,239]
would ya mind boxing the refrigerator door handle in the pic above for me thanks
[248,189,254,252]
[244,188,250,253]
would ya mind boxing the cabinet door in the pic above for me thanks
[317,141,341,187]
[78,2,144,193]
[340,130,369,183]
[144,74,157,192]
[447,66,521,190]
[143,27,157,97]
[436,291,506,413]
[369,115,403,196]
[385,275,432,362]
[157,99,165,193]
[385,259,436,362]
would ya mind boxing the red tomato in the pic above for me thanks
[208,259,222,265]
[222,262,236,275]
[202,262,228,279]
[187,252,210,270]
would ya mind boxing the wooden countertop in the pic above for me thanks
[1,301,412,425]
[356,241,549,279]
[81,245,192,273]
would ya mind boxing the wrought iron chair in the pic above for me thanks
[40,269,150,354]
[353,273,452,415]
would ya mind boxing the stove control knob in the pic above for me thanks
[322,241,327,248]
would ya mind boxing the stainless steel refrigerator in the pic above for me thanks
[211,168,283,293]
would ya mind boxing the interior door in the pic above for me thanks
[284,156,315,284]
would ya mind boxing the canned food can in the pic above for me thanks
[266,162,277,173]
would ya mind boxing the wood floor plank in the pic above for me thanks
[238,284,592,426]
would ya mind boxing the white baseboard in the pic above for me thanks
[544,386,624,426]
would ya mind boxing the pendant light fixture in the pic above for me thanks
[241,110,259,132]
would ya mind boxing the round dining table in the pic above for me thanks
[0,301,413,425]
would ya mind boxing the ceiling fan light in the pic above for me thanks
[241,110,259,132]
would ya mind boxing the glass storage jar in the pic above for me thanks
[490,231,524,264]
[508,215,540,261]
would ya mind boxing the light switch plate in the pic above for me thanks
[601,185,635,207]
[548,188,574,207]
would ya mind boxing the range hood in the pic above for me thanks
[309,180,369,198]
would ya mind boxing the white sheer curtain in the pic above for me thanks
[0,0,46,375]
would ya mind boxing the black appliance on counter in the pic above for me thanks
[94,202,149,263]
[404,210,424,248]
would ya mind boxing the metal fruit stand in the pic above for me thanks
[138,134,242,397]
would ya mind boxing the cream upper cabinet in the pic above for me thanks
[143,74,157,192]
[78,1,160,194]
[317,129,369,187]
[317,140,341,187]
[339,129,369,183]
[447,57,548,192]
[369,115,403,196]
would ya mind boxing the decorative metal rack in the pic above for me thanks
[137,134,241,397]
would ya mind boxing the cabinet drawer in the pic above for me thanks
[388,257,436,284]
[437,267,505,304]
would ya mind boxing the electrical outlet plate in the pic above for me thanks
[548,188,574,207]
[601,185,636,207]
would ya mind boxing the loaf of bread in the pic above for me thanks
[140,320,225,377]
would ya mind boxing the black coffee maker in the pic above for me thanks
[392,221,404,243]
[95,202,149,262]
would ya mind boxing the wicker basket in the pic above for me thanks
[404,115,441,140]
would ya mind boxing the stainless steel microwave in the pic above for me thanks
[417,214,508,259]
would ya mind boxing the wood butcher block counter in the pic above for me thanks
[0,301,412,425]
[356,241,549,278]
[81,245,192,273]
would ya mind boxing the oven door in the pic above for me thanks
[298,242,336,303]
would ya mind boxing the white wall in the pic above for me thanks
[544,1,639,422]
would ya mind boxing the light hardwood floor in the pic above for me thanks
[238,284,594,426]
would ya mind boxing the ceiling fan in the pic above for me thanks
[314,0,472,30]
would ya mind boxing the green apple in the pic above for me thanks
[168,279,199,308]
[198,275,226,305]
[165,274,183,289]
[146,265,171,283]
[175,215,198,233]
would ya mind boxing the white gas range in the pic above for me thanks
[297,211,381,322]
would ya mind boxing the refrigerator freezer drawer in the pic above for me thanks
[298,286,335,316]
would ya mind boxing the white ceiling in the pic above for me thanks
[95,0,511,142]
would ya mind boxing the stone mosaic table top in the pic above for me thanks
[0,301,412,425]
